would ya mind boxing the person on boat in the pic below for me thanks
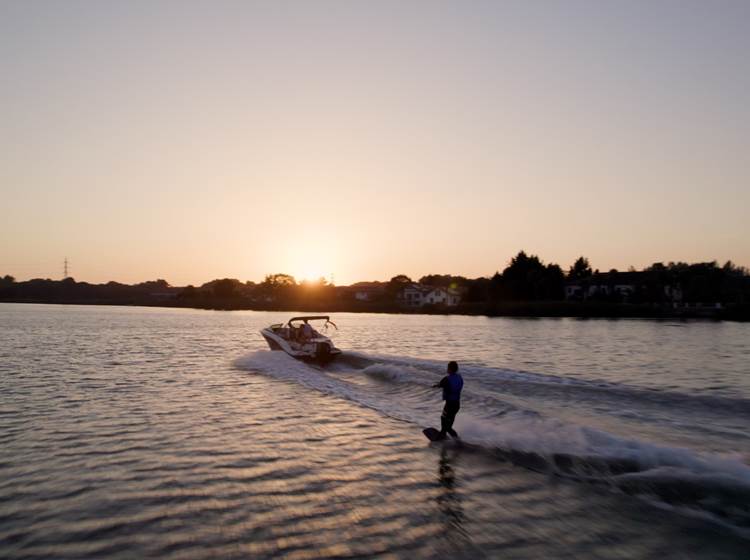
[300,321,314,342]
[433,361,463,439]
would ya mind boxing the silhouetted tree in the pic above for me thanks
[495,251,565,301]
[419,274,468,289]
[723,260,748,276]
[389,274,412,285]
[177,285,198,300]
[210,278,242,299]
[502,251,541,300]
[463,277,490,303]
[136,279,170,292]
[386,274,412,299]
[544,263,565,299]
[568,257,593,281]
[263,273,296,287]
[489,271,504,300]
[0,275,14,298]
[258,273,297,302]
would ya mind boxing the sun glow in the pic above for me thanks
[288,255,333,285]
[298,269,329,284]
[281,240,341,285]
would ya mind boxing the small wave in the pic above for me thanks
[361,364,425,384]
[613,468,750,535]
[349,351,750,416]
[237,348,750,534]
[453,412,750,533]
[234,351,432,426]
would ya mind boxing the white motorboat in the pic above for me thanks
[260,316,342,364]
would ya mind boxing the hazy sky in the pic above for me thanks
[2,1,749,285]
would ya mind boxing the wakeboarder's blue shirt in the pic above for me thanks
[439,373,463,402]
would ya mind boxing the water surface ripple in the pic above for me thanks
[1,304,749,559]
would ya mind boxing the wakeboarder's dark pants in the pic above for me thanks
[440,401,460,438]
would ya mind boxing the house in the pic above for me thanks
[664,284,683,305]
[565,283,584,300]
[423,287,461,306]
[401,284,427,306]
[400,284,461,307]
[348,282,386,302]
[565,271,642,302]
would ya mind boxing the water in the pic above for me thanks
[2,304,749,558]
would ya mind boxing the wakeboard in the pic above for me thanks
[422,427,445,442]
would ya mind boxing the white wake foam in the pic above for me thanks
[238,351,750,480]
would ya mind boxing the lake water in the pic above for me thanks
[2,303,749,558]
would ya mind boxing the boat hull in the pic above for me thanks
[260,328,341,365]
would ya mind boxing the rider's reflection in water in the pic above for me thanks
[436,446,469,543]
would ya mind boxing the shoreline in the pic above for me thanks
[2,299,747,321]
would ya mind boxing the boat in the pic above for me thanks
[260,316,342,364]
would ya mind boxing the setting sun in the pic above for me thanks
[280,243,338,285]
[297,270,330,284]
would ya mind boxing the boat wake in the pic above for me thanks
[234,349,750,536]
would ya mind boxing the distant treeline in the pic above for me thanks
[2,251,749,320]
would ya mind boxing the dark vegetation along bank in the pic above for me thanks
[2,252,749,320]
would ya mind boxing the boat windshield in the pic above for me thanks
[286,317,338,337]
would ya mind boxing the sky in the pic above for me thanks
[2,0,749,286]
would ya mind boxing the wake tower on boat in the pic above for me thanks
[260,316,341,364]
